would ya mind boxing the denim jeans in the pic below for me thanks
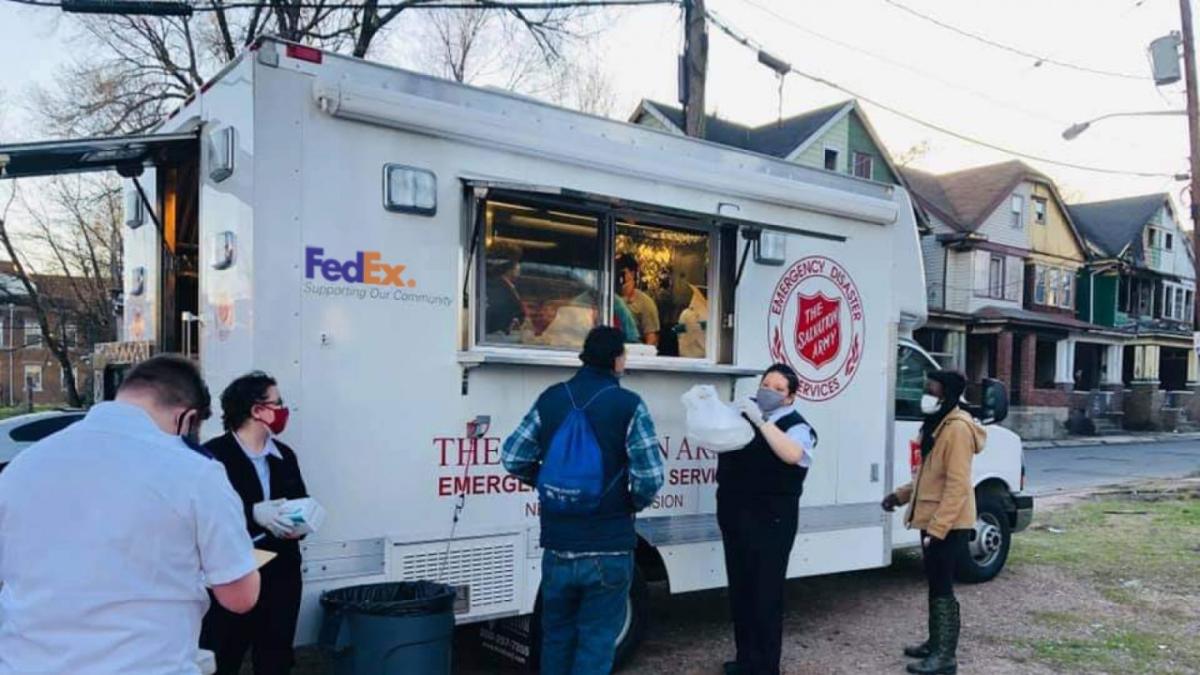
[540,550,633,675]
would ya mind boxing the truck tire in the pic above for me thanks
[527,563,649,672]
[955,493,1011,583]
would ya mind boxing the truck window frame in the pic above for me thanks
[468,188,727,363]
[895,343,940,421]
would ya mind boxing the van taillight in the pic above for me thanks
[286,44,323,64]
[1021,464,1026,491]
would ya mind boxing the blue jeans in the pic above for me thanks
[540,550,633,675]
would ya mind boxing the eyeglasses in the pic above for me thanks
[258,399,285,408]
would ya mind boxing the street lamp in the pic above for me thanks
[1061,110,1187,141]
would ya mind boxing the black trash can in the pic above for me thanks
[319,581,456,675]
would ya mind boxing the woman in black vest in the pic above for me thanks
[717,363,817,675]
[200,372,309,675]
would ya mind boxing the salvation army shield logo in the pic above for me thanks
[795,292,841,369]
[768,256,865,402]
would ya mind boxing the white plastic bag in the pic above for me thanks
[682,384,754,453]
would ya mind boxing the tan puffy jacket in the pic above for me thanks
[893,408,986,540]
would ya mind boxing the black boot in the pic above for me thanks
[906,597,959,674]
[902,597,935,659]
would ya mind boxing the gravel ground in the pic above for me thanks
[288,481,1200,675]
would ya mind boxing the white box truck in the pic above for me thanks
[0,37,1031,666]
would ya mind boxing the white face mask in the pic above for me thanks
[920,394,942,415]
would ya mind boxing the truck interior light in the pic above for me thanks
[208,127,236,183]
[754,231,787,266]
[383,164,437,216]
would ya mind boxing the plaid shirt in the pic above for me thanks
[502,401,664,511]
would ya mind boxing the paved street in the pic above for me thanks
[1026,439,1200,496]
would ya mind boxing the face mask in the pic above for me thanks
[755,387,788,415]
[920,394,942,415]
[259,406,290,435]
[176,409,211,458]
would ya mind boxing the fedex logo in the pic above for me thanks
[305,246,415,288]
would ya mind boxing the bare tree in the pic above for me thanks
[895,140,931,168]
[0,176,122,406]
[406,6,614,116]
[34,1,579,138]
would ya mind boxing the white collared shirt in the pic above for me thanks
[769,405,817,469]
[233,433,283,501]
[0,401,256,675]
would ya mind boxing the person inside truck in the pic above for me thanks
[616,254,660,347]
[881,369,985,675]
[201,371,310,675]
[0,355,260,674]
[718,363,817,675]
[484,242,528,339]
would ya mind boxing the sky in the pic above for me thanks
[0,0,1195,208]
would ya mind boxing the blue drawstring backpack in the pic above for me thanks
[537,384,621,515]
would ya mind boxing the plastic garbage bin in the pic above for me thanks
[319,581,456,675]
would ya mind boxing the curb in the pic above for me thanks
[1025,433,1200,449]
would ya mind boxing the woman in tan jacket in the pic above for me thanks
[882,370,984,675]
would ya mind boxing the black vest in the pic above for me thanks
[716,411,810,497]
[534,367,642,553]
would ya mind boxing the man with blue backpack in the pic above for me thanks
[502,326,665,675]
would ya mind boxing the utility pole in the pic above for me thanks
[683,0,708,138]
[1182,0,1200,330]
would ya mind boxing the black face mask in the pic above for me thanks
[176,408,212,459]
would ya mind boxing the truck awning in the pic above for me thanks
[0,131,197,180]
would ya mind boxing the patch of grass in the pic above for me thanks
[1030,610,1086,629]
[1010,494,1200,595]
[0,405,59,420]
[1028,629,1197,674]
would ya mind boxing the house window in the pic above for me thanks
[24,319,41,346]
[988,256,1005,298]
[1187,291,1195,323]
[823,148,840,171]
[1034,265,1074,309]
[476,192,718,359]
[1165,285,1175,319]
[1165,232,1173,250]
[24,365,43,393]
[1010,195,1024,228]
[852,152,873,179]
[1032,197,1047,225]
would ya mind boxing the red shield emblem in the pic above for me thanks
[794,292,841,369]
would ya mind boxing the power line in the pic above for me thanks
[703,7,1179,179]
[880,0,1151,81]
[736,0,1075,128]
[3,0,676,10]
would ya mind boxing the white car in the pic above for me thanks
[0,410,87,472]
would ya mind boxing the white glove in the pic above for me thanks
[252,499,296,538]
[734,397,765,428]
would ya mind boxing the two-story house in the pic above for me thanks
[629,99,927,225]
[903,160,1099,436]
[1068,194,1197,395]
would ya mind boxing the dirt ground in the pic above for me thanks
[291,478,1200,674]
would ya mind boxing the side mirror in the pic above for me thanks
[978,378,1008,425]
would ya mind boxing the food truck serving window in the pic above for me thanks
[475,192,720,360]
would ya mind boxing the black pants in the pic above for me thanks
[201,558,303,675]
[717,492,799,675]
[921,530,969,599]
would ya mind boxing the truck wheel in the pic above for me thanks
[955,493,1011,583]
[528,563,649,672]
[612,564,648,671]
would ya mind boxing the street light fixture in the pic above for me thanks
[1061,110,1187,140]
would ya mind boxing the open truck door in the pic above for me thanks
[0,131,202,399]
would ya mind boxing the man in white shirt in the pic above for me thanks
[0,355,261,675]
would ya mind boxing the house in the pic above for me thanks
[1068,194,1197,429]
[0,262,99,407]
[629,99,927,227]
[903,160,1104,438]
